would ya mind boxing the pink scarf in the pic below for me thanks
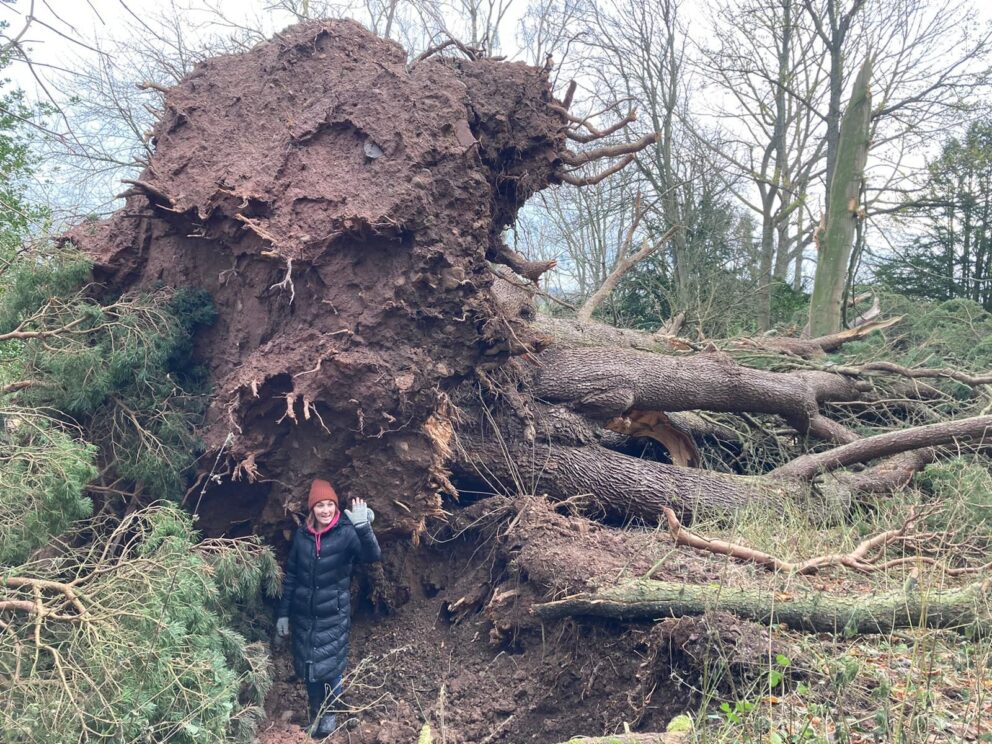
[307,512,340,557]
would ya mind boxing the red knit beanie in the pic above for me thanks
[308,479,339,511]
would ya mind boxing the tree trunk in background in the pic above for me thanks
[757,203,776,331]
[808,58,871,336]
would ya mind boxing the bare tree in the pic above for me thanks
[516,0,588,71]
[699,0,828,330]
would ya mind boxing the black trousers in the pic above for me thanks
[306,675,343,720]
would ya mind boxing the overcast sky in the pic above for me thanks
[3,1,290,96]
[1,0,531,101]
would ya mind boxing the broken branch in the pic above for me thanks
[771,415,992,480]
[577,223,678,323]
[661,506,935,575]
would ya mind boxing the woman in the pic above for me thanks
[276,478,381,738]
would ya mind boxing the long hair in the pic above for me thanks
[305,504,338,531]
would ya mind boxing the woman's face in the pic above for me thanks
[312,499,338,527]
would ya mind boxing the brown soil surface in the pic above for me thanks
[251,498,778,743]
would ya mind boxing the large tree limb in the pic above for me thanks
[532,346,866,442]
[532,577,992,635]
[771,415,992,480]
[456,438,799,523]
[732,316,901,359]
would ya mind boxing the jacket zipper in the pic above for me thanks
[307,534,318,680]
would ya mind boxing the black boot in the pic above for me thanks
[311,713,336,739]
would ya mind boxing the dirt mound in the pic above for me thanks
[67,19,564,541]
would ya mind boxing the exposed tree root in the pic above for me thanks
[557,155,636,186]
[564,109,637,144]
[560,133,660,167]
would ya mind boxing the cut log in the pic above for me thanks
[532,578,992,636]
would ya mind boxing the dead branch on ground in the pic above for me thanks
[532,576,992,635]
[657,507,990,576]
[771,415,992,479]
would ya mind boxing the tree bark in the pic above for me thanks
[771,415,992,480]
[808,58,872,336]
[455,439,824,523]
[532,578,992,636]
[535,316,691,353]
[532,346,865,441]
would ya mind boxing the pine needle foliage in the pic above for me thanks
[836,294,992,374]
[0,248,282,742]
[0,247,215,500]
[0,411,96,564]
[0,505,278,743]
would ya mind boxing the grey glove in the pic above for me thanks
[345,498,372,527]
[276,616,289,638]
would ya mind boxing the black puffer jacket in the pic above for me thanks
[278,517,381,682]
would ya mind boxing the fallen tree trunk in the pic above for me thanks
[532,578,992,635]
[456,439,792,522]
[535,315,692,353]
[458,432,943,524]
[531,346,866,442]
